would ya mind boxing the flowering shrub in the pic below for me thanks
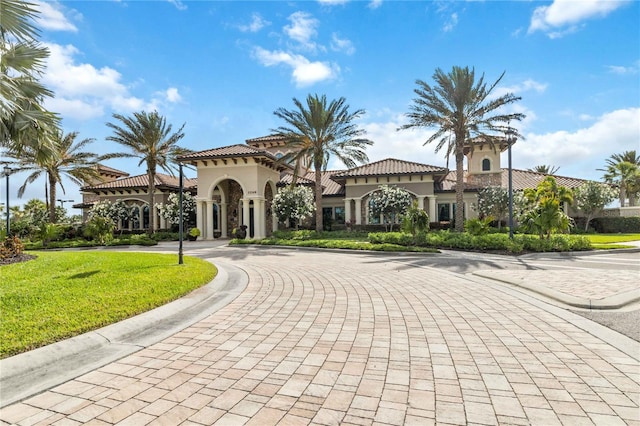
[156,192,196,225]
[573,181,618,231]
[368,185,412,231]
[473,186,509,229]
[272,186,315,229]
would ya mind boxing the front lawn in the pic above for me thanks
[584,233,640,244]
[0,251,217,358]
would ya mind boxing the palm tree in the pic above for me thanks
[1,0,59,154]
[105,110,187,233]
[601,160,640,207]
[400,66,525,232]
[600,151,640,207]
[272,94,373,232]
[4,130,100,222]
[529,165,560,175]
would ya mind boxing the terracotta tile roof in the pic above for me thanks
[246,135,285,145]
[278,170,346,196]
[97,164,129,177]
[333,158,448,179]
[83,173,197,191]
[502,169,587,190]
[178,144,279,160]
[439,169,588,192]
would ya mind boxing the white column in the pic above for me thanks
[344,198,352,224]
[417,196,425,210]
[139,206,145,230]
[160,215,166,230]
[255,198,265,239]
[354,198,362,225]
[428,196,436,221]
[196,201,204,234]
[242,198,251,229]
[220,202,228,238]
[206,201,215,240]
[272,212,278,232]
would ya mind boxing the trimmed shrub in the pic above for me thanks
[590,217,640,233]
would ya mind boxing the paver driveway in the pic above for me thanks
[2,247,639,425]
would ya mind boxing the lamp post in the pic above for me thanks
[178,162,184,265]
[57,199,74,208]
[507,129,516,240]
[3,166,16,236]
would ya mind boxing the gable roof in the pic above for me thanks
[503,169,587,190]
[439,169,589,192]
[82,173,197,191]
[97,164,129,177]
[278,170,346,196]
[333,158,448,179]
[177,144,291,171]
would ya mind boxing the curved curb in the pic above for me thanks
[472,271,640,310]
[0,260,248,408]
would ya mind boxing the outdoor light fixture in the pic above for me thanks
[178,162,184,265]
[3,166,17,236]
[57,199,74,208]
[506,128,516,240]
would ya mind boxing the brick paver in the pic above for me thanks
[1,248,638,425]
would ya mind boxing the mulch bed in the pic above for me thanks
[0,254,37,266]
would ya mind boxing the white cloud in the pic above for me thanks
[331,33,355,55]
[493,78,548,98]
[318,0,349,5]
[443,12,458,32]
[165,87,182,103]
[253,47,338,87]
[516,107,640,175]
[368,0,383,9]
[33,0,78,32]
[284,11,320,51]
[42,43,158,119]
[608,61,640,75]
[239,13,270,33]
[529,0,628,37]
[167,0,187,11]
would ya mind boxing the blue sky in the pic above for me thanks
[5,0,640,212]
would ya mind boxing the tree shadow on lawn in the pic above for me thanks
[67,270,101,279]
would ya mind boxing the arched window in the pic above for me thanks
[482,158,491,171]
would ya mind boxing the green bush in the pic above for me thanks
[369,230,590,253]
[464,217,493,236]
[591,217,640,233]
[152,231,180,241]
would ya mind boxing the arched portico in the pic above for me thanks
[180,145,289,240]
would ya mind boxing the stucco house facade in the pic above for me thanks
[80,135,591,239]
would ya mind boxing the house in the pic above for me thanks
[80,135,591,238]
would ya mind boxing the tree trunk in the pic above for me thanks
[455,149,465,232]
[48,173,57,223]
[148,168,156,235]
[620,186,626,207]
[315,164,323,233]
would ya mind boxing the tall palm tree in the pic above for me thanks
[601,160,640,207]
[400,66,525,232]
[529,165,560,175]
[600,151,640,207]
[1,0,59,154]
[105,110,186,233]
[272,94,373,232]
[4,130,100,222]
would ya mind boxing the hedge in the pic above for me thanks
[590,217,640,233]
[368,231,591,253]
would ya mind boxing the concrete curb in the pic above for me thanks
[0,260,247,408]
[472,271,640,310]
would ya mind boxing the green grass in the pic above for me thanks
[583,233,640,244]
[0,251,217,358]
